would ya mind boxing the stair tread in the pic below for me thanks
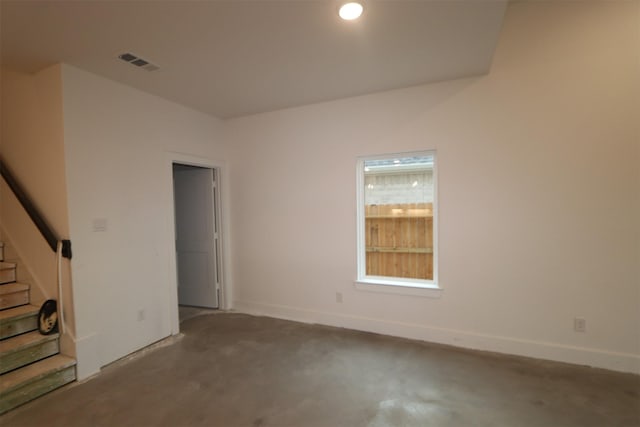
[0,331,58,354]
[0,305,38,322]
[0,262,16,270]
[0,354,75,395]
[0,283,29,295]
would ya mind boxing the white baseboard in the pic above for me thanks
[74,332,101,381]
[233,299,640,375]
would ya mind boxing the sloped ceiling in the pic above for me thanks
[0,1,507,118]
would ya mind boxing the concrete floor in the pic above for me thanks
[178,305,219,323]
[2,313,639,427]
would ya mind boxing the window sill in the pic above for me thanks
[354,279,443,298]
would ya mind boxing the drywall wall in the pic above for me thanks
[0,65,76,356]
[0,65,69,235]
[226,1,640,373]
[61,65,230,379]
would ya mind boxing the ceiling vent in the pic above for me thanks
[118,52,159,72]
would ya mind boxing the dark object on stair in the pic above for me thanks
[38,300,58,335]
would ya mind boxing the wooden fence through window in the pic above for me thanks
[365,202,433,280]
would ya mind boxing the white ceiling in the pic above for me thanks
[0,0,507,119]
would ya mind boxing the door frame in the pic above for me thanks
[164,152,231,335]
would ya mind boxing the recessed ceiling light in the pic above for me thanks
[339,2,363,20]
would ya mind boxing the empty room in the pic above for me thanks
[0,0,638,426]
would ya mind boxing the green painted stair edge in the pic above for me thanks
[0,356,76,415]
[0,306,38,340]
[0,334,60,375]
[0,317,38,340]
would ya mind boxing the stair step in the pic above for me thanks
[0,262,17,284]
[0,283,29,310]
[0,354,76,415]
[0,305,38,340]
[0,331,59,375]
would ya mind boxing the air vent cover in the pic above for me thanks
[118,52,159,72]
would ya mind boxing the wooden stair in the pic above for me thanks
[0,241,76,414]
[0,305,39,339]
[0,262,17,285]
[0,283,30,311]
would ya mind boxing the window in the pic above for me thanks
[356,151,439,291]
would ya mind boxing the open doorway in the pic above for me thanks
[172,163,223,320]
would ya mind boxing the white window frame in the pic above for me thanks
[355,150,442,298]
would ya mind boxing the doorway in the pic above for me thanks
[172,163,222,311]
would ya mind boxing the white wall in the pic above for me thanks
[0,65,76,356]
[226,1,640,373]
[61,65,230,379]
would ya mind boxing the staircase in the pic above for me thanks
[0,241,76,414]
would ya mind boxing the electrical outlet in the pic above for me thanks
[574,317,586,333]
[336,292,343,303]
[92,218,108,232]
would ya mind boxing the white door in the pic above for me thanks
[173,164,220,308]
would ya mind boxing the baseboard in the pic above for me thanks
[233,299,640,375]
[74,333,101,381]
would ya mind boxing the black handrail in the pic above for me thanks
[0,157,72,259]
